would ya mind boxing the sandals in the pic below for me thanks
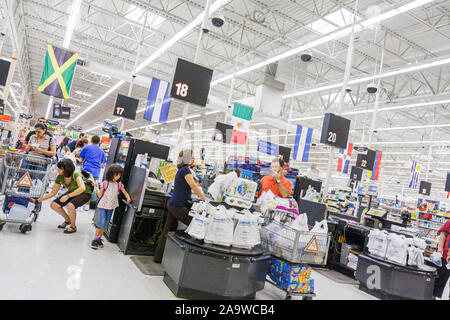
[58,221,71,229]
[63,226,77,234]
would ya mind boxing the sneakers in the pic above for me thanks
[83,204,90,211]
[91,238,104,249]
[91,240,99,249]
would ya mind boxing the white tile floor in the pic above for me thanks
[0,200,444,300]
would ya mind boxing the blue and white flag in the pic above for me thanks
[409,161,421,189]
[144,77,171,123]
[293,125,313,162]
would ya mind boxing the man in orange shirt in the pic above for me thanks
[261,157,293,198]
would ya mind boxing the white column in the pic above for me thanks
[176,0,211,153]
[322,0,358,196]
[367,30,387,148]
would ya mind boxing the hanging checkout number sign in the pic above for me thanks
[356,149,376,170]
[113,94,139,120]
[320,113,351,150]
[169,58,214,107]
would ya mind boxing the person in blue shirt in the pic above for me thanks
[66,132,86,153]
[154,149,207,263]
[78,135,106,210]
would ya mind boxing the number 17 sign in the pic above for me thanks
[113,94,139,120]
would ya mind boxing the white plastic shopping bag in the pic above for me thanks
[232,210,257,249]
[204,205,234,247]
[187,212,207,240]
[430,251,443,267]
[289,213,309,232]
[386,234,408,265]
[208,172,238,201]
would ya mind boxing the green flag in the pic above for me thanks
[38,44,79,99]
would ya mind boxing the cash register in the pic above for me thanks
[363,208,388,229]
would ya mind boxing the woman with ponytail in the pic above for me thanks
[154,149,207,263]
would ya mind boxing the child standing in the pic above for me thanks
[91,164,131,249]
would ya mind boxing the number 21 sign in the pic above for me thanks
[113,94,139,120]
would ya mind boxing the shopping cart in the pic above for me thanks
[0,151,51,233]
[260,210,331,300]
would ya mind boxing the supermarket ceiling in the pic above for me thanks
[1,0,450,196]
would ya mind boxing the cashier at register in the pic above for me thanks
[260,156,293,198]
[154,149,207,264]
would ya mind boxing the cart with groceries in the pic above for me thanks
[0,151,51,233]
[258,192,331,300]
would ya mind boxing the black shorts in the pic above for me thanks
[53,191,91,209]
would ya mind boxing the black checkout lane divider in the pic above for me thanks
[0,300,446,319]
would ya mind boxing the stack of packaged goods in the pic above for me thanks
[267,257,314,294]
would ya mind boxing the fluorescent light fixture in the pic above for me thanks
[63,0,83,48]
[186,114,201,119]
[70,0,229,126]
[165,117,183,124]
[292,99,450,121]
[250,122,265,126]
[285,57,450,99]
[68,103,81,108]
[135,0,229,74]
[68,80,125,126]
[8,90,19,115]
[211,0,436,87]
[205,110,222,115]
[364,140,450,145]
[376,124,450,131]
[45,97,54,119]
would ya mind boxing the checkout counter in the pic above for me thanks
[162,231,271,300]
[117,166,170,255]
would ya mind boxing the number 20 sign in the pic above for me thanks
[320,113,351,150]
[113,94,139,120]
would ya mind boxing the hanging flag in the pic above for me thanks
[144,77,171,123]
[337,142,353,173]
[368,150,383,181]
[230,103,253,144]
[293,125,313,162]
[409,161,421,189]
[38,44,79,99]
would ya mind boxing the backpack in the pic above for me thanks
[96,180,123,205]
[80,170,95,191]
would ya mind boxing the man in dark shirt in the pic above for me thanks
[66,132,86,153]
[25,117,52,143]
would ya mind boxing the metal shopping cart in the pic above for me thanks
[0,151,51,233]
[260,210,331,300]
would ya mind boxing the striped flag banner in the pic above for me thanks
[293,125,313,162]
[231,103,253,144]
[409,161,421,189]
[368,149,383,180]
[337,142,353,173]
[144,77,171,123]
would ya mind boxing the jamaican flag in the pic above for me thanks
[38,44,79,99]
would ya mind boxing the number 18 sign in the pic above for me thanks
[113,94,139,120]
[169,58,214,107]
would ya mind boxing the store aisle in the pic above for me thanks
[0,201,177,300]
